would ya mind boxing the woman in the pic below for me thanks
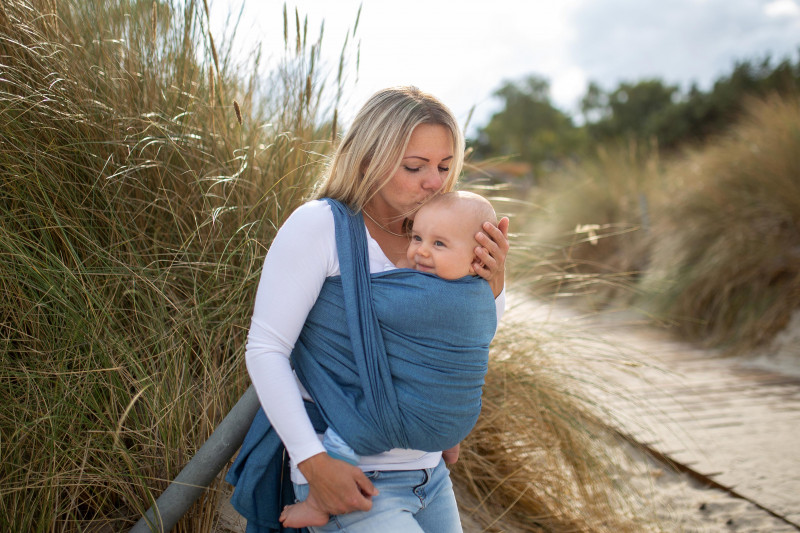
[228,86,510,532]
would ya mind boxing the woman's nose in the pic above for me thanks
[422,167,444,191]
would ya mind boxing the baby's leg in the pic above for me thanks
[279,491,330,528]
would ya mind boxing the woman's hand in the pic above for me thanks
[298,452,378,515]
[442,444,460,464]
[473,217,510,297]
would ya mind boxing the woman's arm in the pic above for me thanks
[472,217,510,298]
[245,201,376,513]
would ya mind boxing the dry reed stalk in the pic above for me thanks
[233,100,242,125]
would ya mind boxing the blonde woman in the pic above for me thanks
[227,86,510,533]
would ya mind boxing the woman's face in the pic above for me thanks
[370,123,454,219]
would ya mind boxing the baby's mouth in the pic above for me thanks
[415,263,434,273]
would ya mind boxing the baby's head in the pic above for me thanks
[407,191,498,280]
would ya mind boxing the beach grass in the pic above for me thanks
[519,94,800,353]
[1,0,335,529]
[512,141,663,307]
[639,95,800,350]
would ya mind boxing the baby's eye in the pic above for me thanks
[434,240,445,247]
[412,235,422,242]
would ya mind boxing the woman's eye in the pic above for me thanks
[438,167,450,173]
[404,166,421,172]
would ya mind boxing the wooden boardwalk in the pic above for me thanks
[536,307,800,529]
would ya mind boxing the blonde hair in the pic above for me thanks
[312,86,465,212]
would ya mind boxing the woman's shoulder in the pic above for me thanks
[268,200,338,275]
[281,199,335,234]
[289,198,333,220]
[269,200,337,255]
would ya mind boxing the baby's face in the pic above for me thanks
[406,203,477,280]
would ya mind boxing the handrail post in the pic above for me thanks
[130,385,259,532]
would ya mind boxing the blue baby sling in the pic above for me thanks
[226,199,496,532]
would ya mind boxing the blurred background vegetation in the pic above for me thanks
[472,50,800,354]
[1,0,798,531]
[473,53,799,173]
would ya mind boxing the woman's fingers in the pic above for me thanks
[355,471,379,498]
[474,217,510,296]
[474,218,510,264]
[299,453,376,514]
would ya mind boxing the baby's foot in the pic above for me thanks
[280,502,330,528]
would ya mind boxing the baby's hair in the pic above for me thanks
[421,191,497,236]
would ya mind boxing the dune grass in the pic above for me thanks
[510,141,663,309]
[639,95,800,350]
[1,1,649,531]
[1,1,335,530]
[520,95,800,352]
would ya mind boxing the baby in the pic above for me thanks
[279,191,498,528]
[401,190,499,279]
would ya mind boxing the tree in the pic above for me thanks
[582,79,679,144]
[475,75,580,174]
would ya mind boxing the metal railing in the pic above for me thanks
[130,385,259,532]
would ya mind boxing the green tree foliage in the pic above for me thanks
[582,53,800,150]
[476,51,800,169]
[474,75,581,175]
[582,79,679,142]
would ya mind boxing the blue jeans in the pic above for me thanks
[292,458,463,533]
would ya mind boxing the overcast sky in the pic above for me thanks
[215,0,800,135]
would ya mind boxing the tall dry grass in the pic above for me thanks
[513,141,664,307]
[640,95,800,350]
[0,0,340,530]
[519,95,800,352]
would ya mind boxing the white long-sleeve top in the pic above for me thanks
[245,200,506,482]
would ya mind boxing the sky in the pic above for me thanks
[213,0,800,135]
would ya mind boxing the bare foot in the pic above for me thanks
[279,501,330,528]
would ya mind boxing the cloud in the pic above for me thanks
[764,0,800,17]
[569,0,800,94]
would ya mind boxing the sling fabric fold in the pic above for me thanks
[226,199,496,531]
